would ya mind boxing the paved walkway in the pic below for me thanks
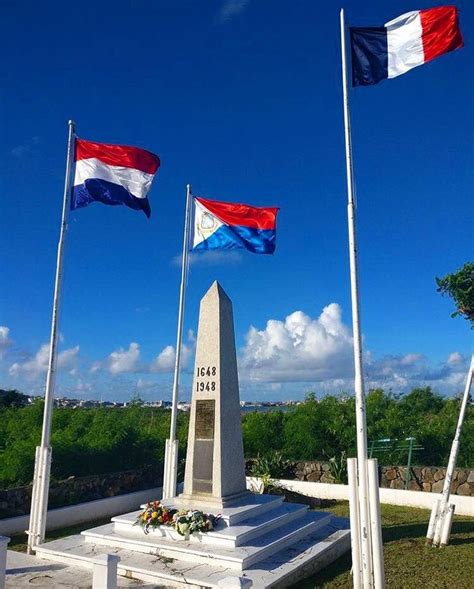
[6,550,160,588]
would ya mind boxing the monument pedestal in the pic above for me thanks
[34,283,350,587]
[35,493,350,587]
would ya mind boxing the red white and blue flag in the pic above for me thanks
[71,139,160,217]
[192,197,279,254]
[350,6,463,86]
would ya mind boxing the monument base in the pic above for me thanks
[174,489,253,510]
[35,493,350,588]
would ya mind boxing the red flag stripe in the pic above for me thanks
[195,197,279,231]
[420,6,463,64]
[75,138,160,175]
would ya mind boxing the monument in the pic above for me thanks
[35,282,351,588]
[178,281,248,508]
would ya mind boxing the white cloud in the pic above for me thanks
[364,353,470,395]
[107,342,140,375]
[9,343,79,380]
[150,343,193,373]
[73,380,92,393]
[239,305,470,396]
[151,345,175,372]
[90,361,102,374]
[240,303,354,383]
[447,352,463,365]
[58,346,80,368]
[136,378,159,391]
[0,326,11,358]
[400,353,423,366]
[217,0,251,23]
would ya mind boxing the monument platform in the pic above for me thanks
[35,493,350,588]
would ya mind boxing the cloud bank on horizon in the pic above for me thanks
[0,306,470,401]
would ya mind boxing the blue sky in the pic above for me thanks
[1,0,472,402]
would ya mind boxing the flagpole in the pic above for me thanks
[428,354,473,545]
[27,120,76,554]
[163,184,192,499]
[340,10,375,587]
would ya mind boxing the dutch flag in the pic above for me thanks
[350,6,463,86]
[72,138,160,217]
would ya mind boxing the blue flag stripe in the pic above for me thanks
[193,224,276,254]
[350,27,388,87]
[71,179,151,218]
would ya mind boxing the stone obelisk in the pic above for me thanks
[178,281,248,508]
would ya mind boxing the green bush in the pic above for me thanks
[0,403,188,488]
[0,386,471,489]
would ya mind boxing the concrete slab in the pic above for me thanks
[33,518,350,588]
[5,550,147,588]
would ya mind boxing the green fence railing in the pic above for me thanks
[368,437,424,490]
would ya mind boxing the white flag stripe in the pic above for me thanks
[74,158,155,200]
[385,11,424,79]
[193,199,224,248]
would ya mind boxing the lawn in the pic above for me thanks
[8,503,474,588]
[302,502,474,589]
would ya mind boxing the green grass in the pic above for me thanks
[301,502,474,589]
[8,504,474,588]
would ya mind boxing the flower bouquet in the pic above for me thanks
[172,509,221,538]
[134,500,176,534]
[135,501,220,539]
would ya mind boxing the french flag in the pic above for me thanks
[192,197,279,255]
[350,6,463,86]
[72,139,160,217]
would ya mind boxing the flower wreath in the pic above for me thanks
[135,500,221,536]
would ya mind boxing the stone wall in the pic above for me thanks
[289,461,474,496]
[0,466,162,519]
[2,461,472,519]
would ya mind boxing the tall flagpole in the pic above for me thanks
[27,120,76,553]
[339,10,374,587]
[428,354,473,546]
[163,184,192,499]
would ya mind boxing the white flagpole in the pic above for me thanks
[429,354,473,546]
[340,10,375,587]
[27,120,76,553]
[162,184,192,499]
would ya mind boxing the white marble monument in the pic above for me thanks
[178,281,249,508]
[34,282,350,588]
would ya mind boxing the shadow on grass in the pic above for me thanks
[299,518,474,588]
[383,519,474,543]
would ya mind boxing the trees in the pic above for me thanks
[0,389,29,408]
[242,410,285,457]
[436,262,474,328]
[0,388,472,489]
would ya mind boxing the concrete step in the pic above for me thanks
[142,493,285,527]
[79,511,331,570]
[35,518,351,588]
[113,502,309,548]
